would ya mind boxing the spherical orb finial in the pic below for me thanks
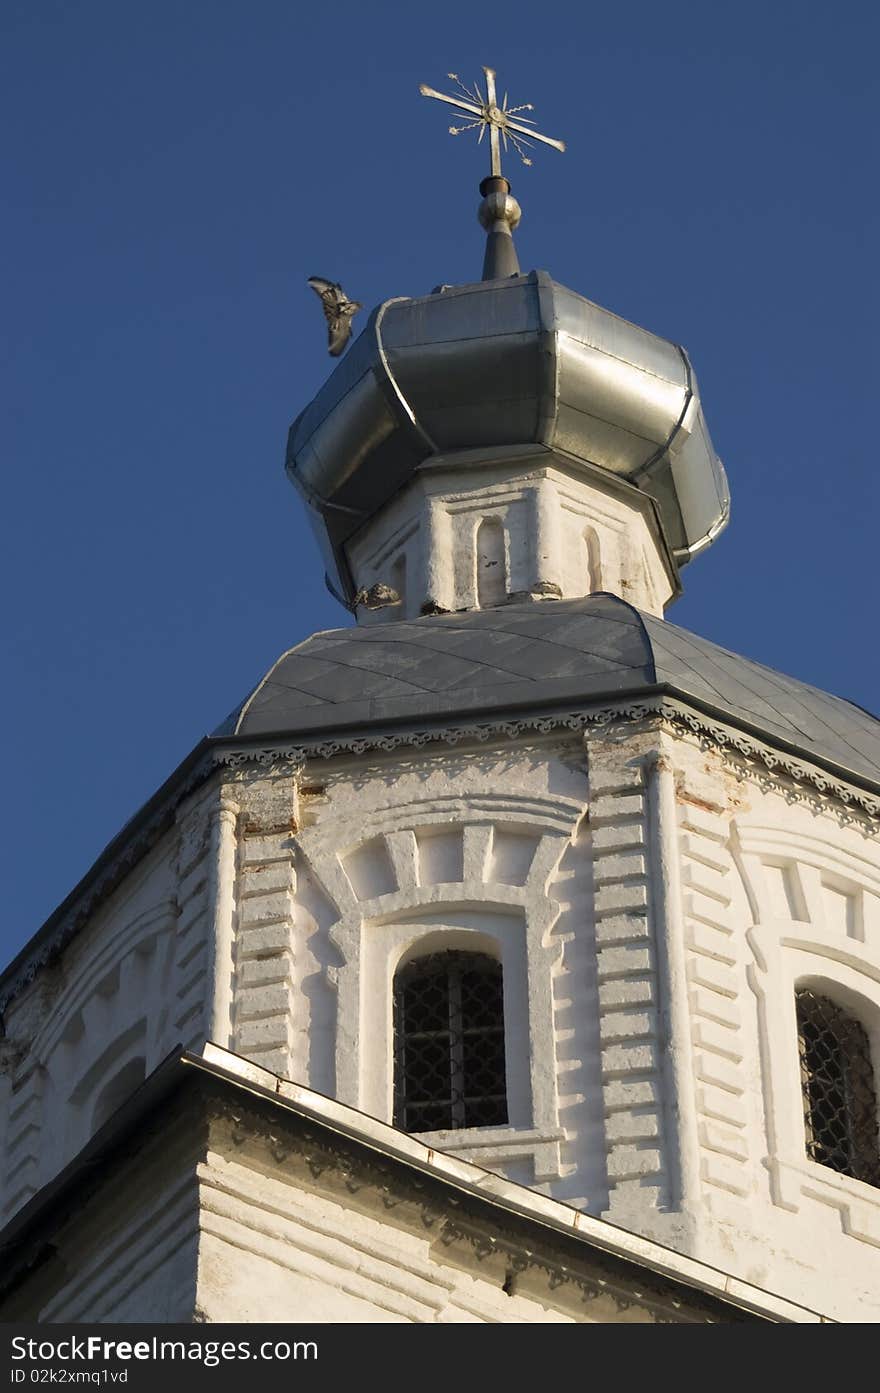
[477,175,522,279]
[478,189,522,233]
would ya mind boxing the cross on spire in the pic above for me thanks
[419,67,566,179]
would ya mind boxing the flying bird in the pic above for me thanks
[308,277,363,357]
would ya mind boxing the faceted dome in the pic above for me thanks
[287,271,730,603]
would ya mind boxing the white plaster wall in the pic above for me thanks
[35,1179,200,1324]
[344,450,676,620]
[0,1108,694,1324]
[1,1144,201,1324]
[220,727,880,1321]
[4,709,880,1322]
[196,1149,657,1324]
[0,778,231,1223]
[1,832,176,1220]
[252,740,590,1188]
[663,725,880,1321]
[278,724,880,1321]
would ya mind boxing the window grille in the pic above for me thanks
[393,950,508,1133]
[796,988,880,1187]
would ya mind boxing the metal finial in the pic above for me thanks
[419,66,565,179]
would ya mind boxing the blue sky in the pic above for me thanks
[2,0,878,965]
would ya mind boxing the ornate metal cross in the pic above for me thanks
[419,67,565,178]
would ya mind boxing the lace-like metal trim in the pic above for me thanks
[3,695,877,1014]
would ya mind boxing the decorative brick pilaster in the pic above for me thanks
[173,797,215,1052]
[587,732,668,1218]
[232,776,299,1080]
[680,802,749,1204]
[2,1060,44,1219]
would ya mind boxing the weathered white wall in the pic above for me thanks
[302,746,581,1161]
[2,1086,732,1325]
[3,709,880,1322]
[0,1118,201,1324]
[666,724,880,1321]
[216,723,880,1322]
[32,1174,200,1323]
[194,1093,740,1325]
[1,831,178,1222]
[197,1148,585,1324]
[0,777,232,1223]
[345,450,676,620]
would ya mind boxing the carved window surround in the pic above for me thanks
[415,1124,566,1183]
[739,823,880,1247]
[295,806,576,1183]
[7,688,878,1025]
[338,887,561,1181]
[32,900,178,1065]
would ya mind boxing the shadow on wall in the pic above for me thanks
[92,1056,147,1132]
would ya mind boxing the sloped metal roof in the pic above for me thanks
[3,596,876,1018]
[223,594,880,789]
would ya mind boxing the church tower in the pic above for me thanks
[1,69,878,1325]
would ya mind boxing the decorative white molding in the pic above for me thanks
[31,900,177,1065]
[1,1063,44,1218]
[417,1125,567,1184]
[173,802,213,1053]
[743,859,880,1246]
[662,707,880,825]
[587,735,670,1218]
[212,699,880,827]
[293,799,580,1183]
[39,1171,199,1323]
[735,822,880,950]
[648,755,703,1213]
[230,776,299,1080]
[3,693,877,1019]
[678,804,749,1205]
[2,916,179,1221]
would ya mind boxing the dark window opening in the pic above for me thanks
[796,987,880,1187]
[475,517,506,609]
[393,950,508,1133]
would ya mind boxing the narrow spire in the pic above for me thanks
[478,175,521,279]
[419,66,565,281]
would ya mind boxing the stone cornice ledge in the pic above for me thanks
[212,696,880,824]
[2,690,877,1015]
[192,1043,828,1323]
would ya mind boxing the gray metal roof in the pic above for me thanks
[222,595,880,789]
[3,597,876,1019]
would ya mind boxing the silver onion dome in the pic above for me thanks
[286,269,730,604]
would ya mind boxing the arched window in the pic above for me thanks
[475,517,506,608]
[796,988,880,1186]
[393,951,508,1133]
